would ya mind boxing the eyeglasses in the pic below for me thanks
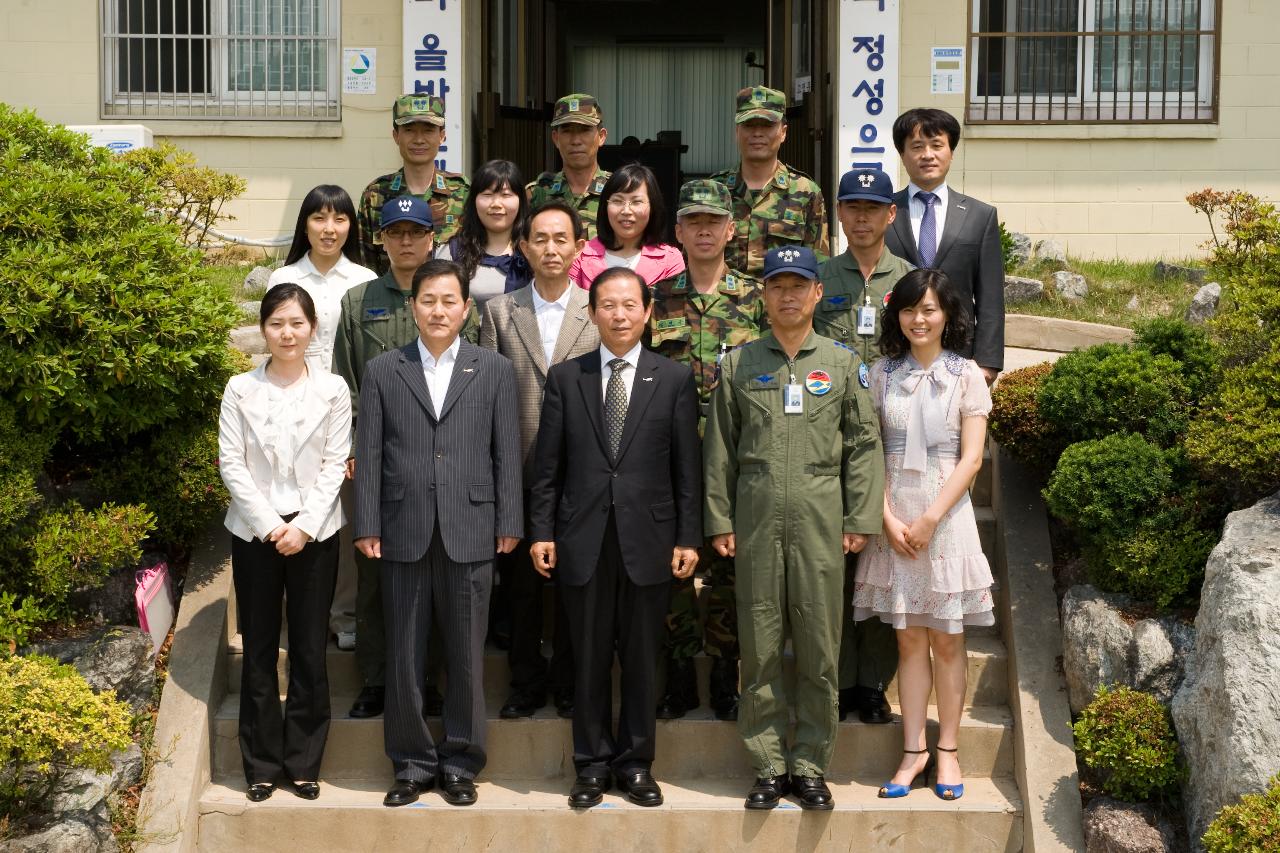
[384,227,431,241]
[606,197,650,211]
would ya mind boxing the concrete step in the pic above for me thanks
[225,633,1010,710]
[211,697,1014,782]
[197,775,1022,853]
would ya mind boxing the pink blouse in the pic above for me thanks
[569,238,686,289]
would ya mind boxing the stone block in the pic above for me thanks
[1004,275,1045,304]
[1052,271,1089,301]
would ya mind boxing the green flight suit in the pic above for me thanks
[816,248,914,697]
[703,331,885,778]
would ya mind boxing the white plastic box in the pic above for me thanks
[64,124,154,152]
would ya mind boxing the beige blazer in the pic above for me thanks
[218,363,352,543]
[479,283,599,485]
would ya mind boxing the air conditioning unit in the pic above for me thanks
[65,124,154,152]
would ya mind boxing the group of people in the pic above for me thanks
[217,85,1006,812]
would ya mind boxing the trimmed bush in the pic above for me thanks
[0,654,133,822]
[21,503,154,614]
[1044,433,1173,548]
[1072,685,1181,802]
[1038,344,1191,448]
[1203,773,1280,852]
[1087,511,1218,609]
[1134,317,1221,405]
[988,362,1059,474]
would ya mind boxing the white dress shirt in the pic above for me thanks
[599,341,642,402]
[531,282,573,366]
[417,336,461,414]
[267,253,377,373]
[906,182,951,258]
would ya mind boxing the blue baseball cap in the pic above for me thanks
[837,168,895,204]
[762,246,819,281]
[380,196,433,231]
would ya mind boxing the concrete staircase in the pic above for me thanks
[195,453,1023,852]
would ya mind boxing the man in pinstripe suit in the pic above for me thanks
[354,259,523,807]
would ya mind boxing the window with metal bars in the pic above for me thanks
[101,0,340,120]
[968,0,1218,123]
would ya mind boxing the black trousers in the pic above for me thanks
[232,532,338,785]
[561,512,671,778]
[503,536,575,696]
[382,524,493,782]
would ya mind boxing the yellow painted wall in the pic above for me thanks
[898,0,1280,259]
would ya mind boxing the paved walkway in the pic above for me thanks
[1002,346,1064,374]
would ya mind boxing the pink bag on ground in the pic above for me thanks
[135,562,175,656]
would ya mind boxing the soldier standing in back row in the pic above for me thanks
[711,86,829,278]
[357,94,470,274]
[527,94,611,240]
[647,179,768,723]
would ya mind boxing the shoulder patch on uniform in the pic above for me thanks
[435,174,446,190]
[655,317,687,330]
[591,178,606,194]
[364,307,390,319]
[823,295,850,309]
[944,351,967,376]
[774,172,788,189]
[832,340,854,352]
[722,274,739,292]
[751,373,778,389]
[858,362,870,388]
[883,290,894,307]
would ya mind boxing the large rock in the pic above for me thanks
[1004,275,1045,304]
[1154,260,1207,284]
[46,743,145,814]
[242,265,273,295]
[1184,283,1221,325]
[229,325,267,356]
[1172,492,1280,849]
[1052,271,1089,301]
[1082,797,1180,853]
[29,626,156,715]
[1034,238,1069,270]
[1009,231,1033,267]
[1061,585,1195,714]
[0,812,118,853]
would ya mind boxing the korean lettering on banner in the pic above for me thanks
[403,0,466,174]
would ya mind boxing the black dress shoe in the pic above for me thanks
[291,781,320,800]
[439,773,478,806]
[858,689,893,725]
[656,658,699,719]
[709,657,740,721]
[792,775,835,810]
[348,685,385,718]
[568,774,610,809]
[246,782,275,802]
[383,779,432,807]
[499,690,547,719]
[423,684,445,717]
[744,776,789,810]
[615,770,663,807]
[554,690,575,719]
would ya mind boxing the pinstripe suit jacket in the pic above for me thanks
[353,338,523,564]
[478,283,599,486]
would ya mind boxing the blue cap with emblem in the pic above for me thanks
[380,196,433,231]
[762,246,819,282]
[837,168,895,204]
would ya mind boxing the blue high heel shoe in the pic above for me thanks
[934,746,964,800]
[877,748,933,798]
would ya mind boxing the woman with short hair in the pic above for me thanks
[569,163,684,289]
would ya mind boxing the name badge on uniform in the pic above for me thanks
[857,305,877,336]
[783,384,804,414]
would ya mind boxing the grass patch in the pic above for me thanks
[1008,257,1208,329]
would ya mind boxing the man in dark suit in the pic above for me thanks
[884,108,1004,382]
[354,259,523,808]
[529,267,702,810]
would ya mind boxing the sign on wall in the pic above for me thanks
[931,47,964,96]
[835,0,901,252]
[403,0,466,174]
[343,48,377,95]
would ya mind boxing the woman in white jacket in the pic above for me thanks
[218,283,352,802]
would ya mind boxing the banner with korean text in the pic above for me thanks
[835,0,900,252]
[403,0,467,174]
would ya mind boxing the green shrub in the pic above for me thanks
[1087,511,1218,608]
[1038,344,1191,448]
[1203,773,1280,852]
[1134,317,1221,405]
[0,654,133,821]
[1185,348,1280,506]
[23,503,154,613]
[92,419,228,549]
[0,593,45,654]
[0,400,51,531]
[0,105,241,444]
[119,141,247,249]
[989,362,1060,474]
[1044,433,1174,548]
[1072,685,1181,802]
[999,221,1016,272]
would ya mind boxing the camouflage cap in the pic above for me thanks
[392,93,446,127]
[676,179,733,218]
[735,86,786,123]
[551,93,603,128]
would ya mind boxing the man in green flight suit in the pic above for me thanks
[817,168,914,725]
[357,94,470,274]
[527,94,611,240]
[710,86,829,278]
[703,245,885,812]
[648,179,768,722]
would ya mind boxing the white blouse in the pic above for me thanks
[267,253,377,373]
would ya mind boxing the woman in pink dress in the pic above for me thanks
[852,268,994,802]
[568,163,684,289]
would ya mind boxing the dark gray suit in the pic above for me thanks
[884,187,1005,372]
[354,338,522,782]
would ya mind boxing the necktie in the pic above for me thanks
[605,357,629,459]
[917,191,938,268]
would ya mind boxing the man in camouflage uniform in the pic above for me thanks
[526,94,611,240]
[357,94,469,274]
[711,86,829,278]
[648,179,767,722]
[817,168,914,725]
